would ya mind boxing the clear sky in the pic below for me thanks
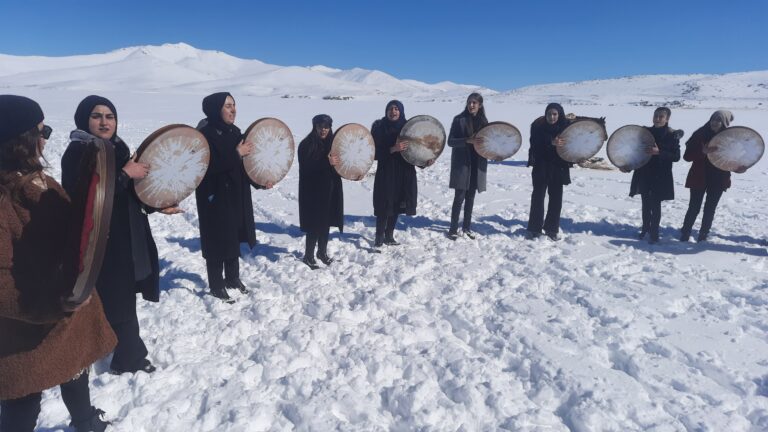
[1,0,765,90]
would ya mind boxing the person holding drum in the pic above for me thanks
[447,92,489,240]
[62,95,170,375]
[627,107,681,244]
[1,95,115,432]
[679,110,739,242]
[372,100,427,247]
[298,114,343,269]
[526,103,604,240]
[195,92,271,302]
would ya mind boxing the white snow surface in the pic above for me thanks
[1,46,768,431]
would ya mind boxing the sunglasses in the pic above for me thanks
[39,125,52,140]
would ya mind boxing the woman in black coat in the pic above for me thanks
[627,107,682,244]
[679,110,741,242]
[447,92,489,240]
[371,100,419,247]
[195,92,270,303]
[526,103,572,240]
[298,114,343,269]
[526,103,604,240]
[61,95,173,374]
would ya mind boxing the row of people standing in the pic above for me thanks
[0,91,748,431]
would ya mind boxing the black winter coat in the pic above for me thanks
[629,126,681,200]
[298,133,344,233]
[372,119,417,217]
[61,133,160,324]
[448,113,488,192]
[195,120,258,261]
[527,116,573,186]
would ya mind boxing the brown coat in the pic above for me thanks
[683,125,731,191]
[0,174,116,400]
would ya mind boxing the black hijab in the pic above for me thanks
[202,92,234,127]
[544,102,568,132]
[74,95,118,140]
[382,100,407,135]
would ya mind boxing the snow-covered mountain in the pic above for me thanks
[498,71,768,109]
[0,43,492,99]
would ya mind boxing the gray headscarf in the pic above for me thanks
[710,110,734,128]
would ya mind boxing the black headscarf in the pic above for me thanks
[0,95,44,145]
[544,102,567,131]
[382,100,407,135]
[202,92,233,124]
[74,95,118,139]
[312,114,333,129]
[303,114,334,158]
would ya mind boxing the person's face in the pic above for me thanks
[467,99,482,115]
[709,118,723,132]
[88,105,116,140]
[653,111,669,128]
[220,96,236,125]
[315,123,330,139]
[386,104,400,121]
[546,108,559,125]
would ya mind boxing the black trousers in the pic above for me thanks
[205,257,239,290]
[109,313,148,372]
[1,372,95,432]
[527,177,563,234]
[449,188,477,233]
[375,214,399,241]
[682,188,724,236]
[641,192,662,237]
[305,228,330,258]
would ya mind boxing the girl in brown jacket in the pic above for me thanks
[680,110,740,242]
[0,95,116,431]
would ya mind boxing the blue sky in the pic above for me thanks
[1,0,765,90]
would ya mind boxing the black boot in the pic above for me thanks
[303,256,320,270]
[70,408,110,432]
[316,253,334,265]
[679,229,690,242]
[225,279,249,294]
[211,286,234,303]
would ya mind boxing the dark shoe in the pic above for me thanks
[447,231,459,241]
[303,256,320,270]
[225,279,249,294]
[679,230,690,242]
[463,230,477,240]
[211,287,235,303]
[526,230,542,240]
[70,408,110,432]
[545,231,560,241]
[316,253,334,265]
[384,237,400,246]
[138,358,156,373]
[638,229,647,240]
[111,358,156,375]
[648,235,659,244]
[374,236,385,248]
[697,233,708,242]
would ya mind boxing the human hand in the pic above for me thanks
[237,140,254,157]
[553,137,566,147]
[466,136,486,146]
[123,157,150,179]
[265,181,274,189]
[646,144,660,155]
[159,205,184,215]
[328,154,340,167]
[391,139,409,153]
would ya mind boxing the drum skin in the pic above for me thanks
[331,123,376,181]
[242,118,295,186]
[557,120,608,163]
[606,125,654,171]
[134,124,210,209]
[399,115,446,167]
[474,121,522,161]
[706,126,765,172]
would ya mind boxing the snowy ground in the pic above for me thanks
[15,90,768,431]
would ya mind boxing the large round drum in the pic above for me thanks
[707,126,765,172]
[134,125,210,209]
[331,123,375,180]
[557,120,608,163]
[474,121,522,161]
[606,125,654,171]
[64,138,115,309]
[399,115,446,167]
[243,118,295,186]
